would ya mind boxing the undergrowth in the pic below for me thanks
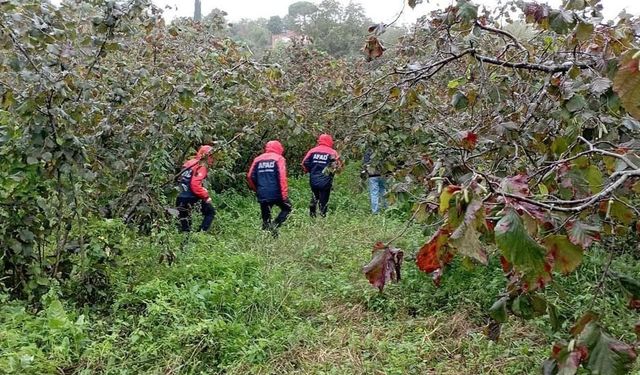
[1,166,639,374]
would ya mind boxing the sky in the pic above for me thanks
[151,0,640,24]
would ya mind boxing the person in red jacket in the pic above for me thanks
[302,134,341,217]
[176,145,216,232]
[247,140,291,235]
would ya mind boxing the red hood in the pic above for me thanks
[265,140,284,155]
[317,134,333,148]
[196,145,213,159]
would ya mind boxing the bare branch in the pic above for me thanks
[475,20,529,60]
[501,170,639,213]
[474,54,594,73]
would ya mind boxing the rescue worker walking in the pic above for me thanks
[176,145,216,232]
[247,140,292,235]
[302,134,341,217]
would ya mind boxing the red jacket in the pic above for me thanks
[182,160,209,199]
[178,145,211,200]
[247,140,288,202]
[302,134,340,189]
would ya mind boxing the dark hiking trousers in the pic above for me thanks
[309,187,331,217]
[176,196,215,232]
[260,199,292,231]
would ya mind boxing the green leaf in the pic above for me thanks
[450,224,487,265]
[451,91,468,110]
[608,199,634,225]
[495,210,550,288]
[457,0,478,23]
[579,322,637,375]
[447,77,464,89]
[544,235,583,274]
[449,199,488,264]
[530,294,548,315]
[46,299,68,329]
[551,136,569,155]
[549,9,576,34]
[512,294,535,319]
[18,229,35,242]
[548,303,561,332]
[584,165,603,194]
[489,297,508,323]
[566,94,586,112]
[575,21,594,42]
[564,0,586,10]
[617,274,640,299]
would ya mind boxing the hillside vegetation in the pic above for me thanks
[2,0,640,374]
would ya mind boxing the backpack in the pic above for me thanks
[175,161,199,195]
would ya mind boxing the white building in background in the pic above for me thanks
[271,30,312,48]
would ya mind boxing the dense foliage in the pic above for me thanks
[1,0,640,373]
[354,1,640,373]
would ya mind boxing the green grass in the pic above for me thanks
[1,166,640,374]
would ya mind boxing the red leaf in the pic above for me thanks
[363,244,404,292]
[459,130,478,150]
[629,298,640,311]
[416,227,451,274]
[500,174,530,196]
[613,49,640,120]
[500,255,512,273]
[551,342,564,357]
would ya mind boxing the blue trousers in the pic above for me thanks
[368,176,387,214]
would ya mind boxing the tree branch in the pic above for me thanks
[475,20,529,60]
[474,54,594,73]
[501,170,639,213]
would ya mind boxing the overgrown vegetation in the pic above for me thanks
[1,169,639,374]
[2,0,640,373]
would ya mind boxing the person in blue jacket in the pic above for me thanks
[301,134,341,217]
[247,140,292,235]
